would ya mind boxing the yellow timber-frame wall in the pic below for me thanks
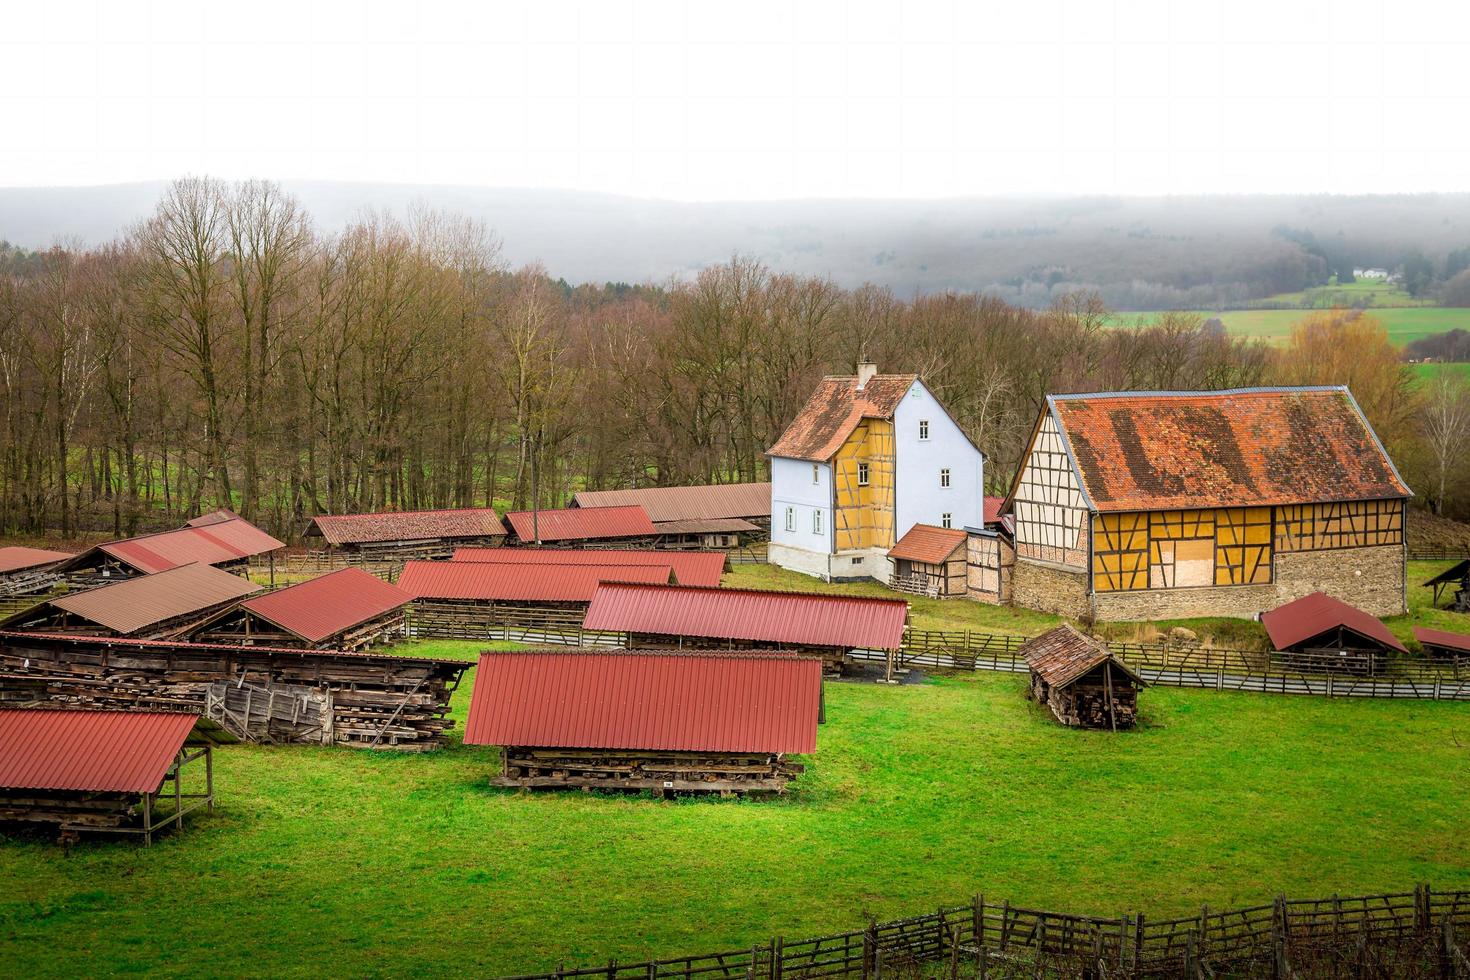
[833,419,895,553]
[1091,499,1404,593]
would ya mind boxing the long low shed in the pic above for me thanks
[0,708,233,843]
[581,581,909,672]
[502,505,658,546]
[0,546,73,597]
[182,567,410,650]
[54,514,283,581]
[464,649,821,796]
[396,560,675,606]
[0,632,470,751]
[449,547,727,588]
[304,507,506,558]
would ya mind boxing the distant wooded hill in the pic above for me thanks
[5,183,1470,309]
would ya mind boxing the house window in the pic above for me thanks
[858,462,870,486]
[785,507,795,532]
[942,513,953,529]
[940,468,951,488]
[813,510,824,534]
[919,419,930,440]
[812,464,819,484]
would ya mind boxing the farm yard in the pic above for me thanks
[2,638,1469,977]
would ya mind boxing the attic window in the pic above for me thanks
[919,419,930,441]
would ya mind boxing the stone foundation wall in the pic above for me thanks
[1012,558,1089,619]
[1089,543,1405,622]
[767,543,892,584]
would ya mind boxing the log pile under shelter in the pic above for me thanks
[0,547,73,598]
[1020,624,1145,729]
[464,649,823,796]
[0,707,234,843]
[0,632,470,751]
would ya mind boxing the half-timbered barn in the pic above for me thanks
[304,507,506,560]
[572,482,773,533]
[450,547,727,587]
[0,632,472,751]
[0,546,73,597]
[181,568,410,650]
[1003,387,1411,621]
[52,515,284,583]
[464,649,822,796]
[502,505,658,547]
[396,559,675,609]
[0,708,233,843]
[887,524,967,597]
[965,497,1014,605]
[1413,626,1470,662]
[0,562,262,639]
[581,581,908,673]
[767,362,985,582]
[1262,591,1408,672]
[1020,625,1144,730]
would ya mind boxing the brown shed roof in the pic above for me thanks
[572,483,771,522]
[887,524,967,565]
[653,517,761,535]
[1044,386,1410,513]
[0,546,74,575]
[1020,625,1144,689]
[767,374,916,462]
[42,562,261,635]
[305,508,505,546]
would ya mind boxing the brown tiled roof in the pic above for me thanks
[1019,625,1144,689]
[572,483,771,522]
[767,375,916,462]
[305,508,505,546]
[1048,387,1409,513]
[887,524,967,564]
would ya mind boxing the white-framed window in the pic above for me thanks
[812,463,819,484]
[813,510,824,534]
[784,506,795,532]
[942,512,953,529]
[940,467,951,488]
[857,462,870,486]
[919,419,930,440]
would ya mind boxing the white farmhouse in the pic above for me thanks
[766,363,985,581]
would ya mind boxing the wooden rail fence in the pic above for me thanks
[501,884,1470,979]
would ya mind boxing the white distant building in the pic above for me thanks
[1354,267,1389,279]
[765,362,985,581]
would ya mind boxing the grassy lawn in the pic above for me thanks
[2,637,1468,977]
[1113,307,1470,347]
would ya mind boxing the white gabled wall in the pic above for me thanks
[892,380,984,539]
[770,455,833,555]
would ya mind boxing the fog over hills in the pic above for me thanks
[5,182,1470,308]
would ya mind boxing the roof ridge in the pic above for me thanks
[1050,385,1348,401]
[592,579,909,605]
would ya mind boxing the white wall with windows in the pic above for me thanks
[893,380,984,540]
[769,455,832,555]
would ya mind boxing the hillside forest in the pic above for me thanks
[2,178,1468,540]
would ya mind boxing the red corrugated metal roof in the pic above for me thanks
[1412,626,1470,655]
[0,708,200,793]
[396,560,674,602]
[463,650,821,753]
[1261,591,1408,653]
[0,546,73,574]
[887,524,967,564]
[306,508,505,546]
[572,483,771,522]
[235,568,410,644]
[44,562,262,635]
[64,517,285,574]
[503,505,656,543]
[0,630,471,667]
[983,496,1004,525]
[450,548,726,588]
[583,582,908,650]
[653,518,760,535]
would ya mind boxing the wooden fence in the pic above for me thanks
[501,884,1470,979]
[407,602,624,647]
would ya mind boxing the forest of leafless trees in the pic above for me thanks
[1,177,1468,541]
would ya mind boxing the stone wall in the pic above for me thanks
[1012,558,1089,619]
[1090,543,1405,621]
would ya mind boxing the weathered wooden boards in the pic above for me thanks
[496,747,804,797]
[0,635,468,751]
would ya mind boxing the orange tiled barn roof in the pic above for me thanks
[1047,386,1409,513]
[767,375,916,462]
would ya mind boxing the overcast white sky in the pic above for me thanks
[3,0,1468,199]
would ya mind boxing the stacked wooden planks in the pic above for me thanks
[0,634,469,751]
[496,747,805,797]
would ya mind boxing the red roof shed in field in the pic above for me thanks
[571,483,771,523]
[463,650,822,754]
[3,562,263,637]
[0,708,208,793]
[305,508,505,547]
[503,505,656,544]
[56,517,284,576]
[0,546,73,575]
[888,524,967,565]
[1413,626,1470,657]
[182,567,410,648]
[583,582,908,650]
[396,560,675,603]
[1262,591,1408,654]
[449,547,726,588]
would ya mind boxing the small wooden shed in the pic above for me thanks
[1020,625,1145,730]
[887,524,968,597]
[1413,626,1470,662]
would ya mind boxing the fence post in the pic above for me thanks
[862,918,877,980]
[770,936,782,980]
[972,894,983,951]
[1133,912,1145,971]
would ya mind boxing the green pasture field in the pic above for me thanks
[1113,306,1470,347]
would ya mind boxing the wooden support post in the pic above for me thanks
[205,746,214,813]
